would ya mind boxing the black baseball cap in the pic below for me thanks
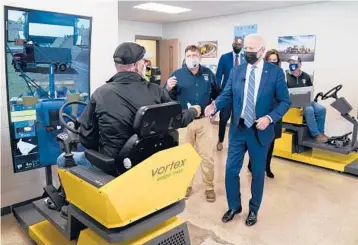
[113,42,149,64]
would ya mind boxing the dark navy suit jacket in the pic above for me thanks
[215,61,291,145]
[216,51,246,89]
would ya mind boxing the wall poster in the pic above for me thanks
[278,35,316,78]
[234,24,258,40]
[278,35,316,62]
[198,41,218,58]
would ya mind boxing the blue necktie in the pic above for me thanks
[244,66,256,128]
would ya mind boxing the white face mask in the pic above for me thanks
[186,58,200,69]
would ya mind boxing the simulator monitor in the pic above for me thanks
[288,86,314,108]
[4,6,92,173]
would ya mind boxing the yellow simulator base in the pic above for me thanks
[274,108,358,175]
[29,217,186,245]
[14,143,200,245]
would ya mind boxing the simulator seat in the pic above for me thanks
[28,101,201,245]
[274,85,358,176]
[281,85,358,154]
[85,102,182,177]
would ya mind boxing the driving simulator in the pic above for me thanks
[4,6,199,244]
[273,85,358,175]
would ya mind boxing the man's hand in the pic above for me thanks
[166,76,177,91]
[255,116,271,130]
[188,104,201,118]
[205,101,216,118]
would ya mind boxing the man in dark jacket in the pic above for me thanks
[215,37,246,151]
[164,45,220,202]
[57,42,201,168]
[286,55,328,143]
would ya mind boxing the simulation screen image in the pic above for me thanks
[4,7,92,173]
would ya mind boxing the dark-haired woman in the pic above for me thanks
[248,49,283,179]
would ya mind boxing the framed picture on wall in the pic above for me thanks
[278,35,316,62]
[198,41,218,58]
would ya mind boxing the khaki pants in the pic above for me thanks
[178,118,214,191]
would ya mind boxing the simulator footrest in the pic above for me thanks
[33,199,85,241]
[300,139,354,155]
[33,199,69,238]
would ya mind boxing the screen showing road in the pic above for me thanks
[4,7,91,173]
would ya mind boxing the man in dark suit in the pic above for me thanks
[215,37,246,151]
[205,34,290,226]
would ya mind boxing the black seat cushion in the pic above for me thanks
[85,102,182,177]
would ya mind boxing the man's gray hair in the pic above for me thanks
[244,33,266,48]
[115,63,137,72]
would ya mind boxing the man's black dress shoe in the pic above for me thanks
[245,211,257,226]
[222,207,242,223]
[266,170,274,178]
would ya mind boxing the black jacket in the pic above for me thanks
[285,70,312,88]
[78,72,197,158]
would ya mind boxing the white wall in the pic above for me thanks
[0,0,119,207]
[118,20,162,43]
[163,2,358,136]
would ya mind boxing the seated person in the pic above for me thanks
[57,42,201,168]
[286,55,328,143]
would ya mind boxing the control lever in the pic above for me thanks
[66,122,79,145]
[74,119,81,130]
[56,133,76,167]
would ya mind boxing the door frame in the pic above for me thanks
[135,35,162,66]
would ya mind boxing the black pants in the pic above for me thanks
[248,140,275,172]
[218,106,232,142]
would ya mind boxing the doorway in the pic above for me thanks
[135,35,161,67]
[135,35,180,85]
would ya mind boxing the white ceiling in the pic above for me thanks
[118,1,317,23]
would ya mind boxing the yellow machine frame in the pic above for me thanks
[274,108,358,174]
[59,143,200,229]
[26,143,201,245]
[29,217,186,245]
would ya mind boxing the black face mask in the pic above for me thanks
[244,51,259,65]
[232,43,242,54]
[270,61,279,66]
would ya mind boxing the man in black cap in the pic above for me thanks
[286,55,328,143]
[57,42,201,168]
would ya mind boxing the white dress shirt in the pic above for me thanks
[241,59,264,118]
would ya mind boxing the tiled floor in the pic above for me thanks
[2,126,358,245]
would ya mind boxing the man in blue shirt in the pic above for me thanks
[215,37,246,151]
[165,45,220,202]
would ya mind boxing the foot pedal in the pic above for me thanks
[60,206,68,220]
[44,198,57,210]
[43,185,66,211]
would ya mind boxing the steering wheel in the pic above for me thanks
[321,85,342,100]
[59,101,87,134]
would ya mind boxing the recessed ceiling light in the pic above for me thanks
[133,3,191,14]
